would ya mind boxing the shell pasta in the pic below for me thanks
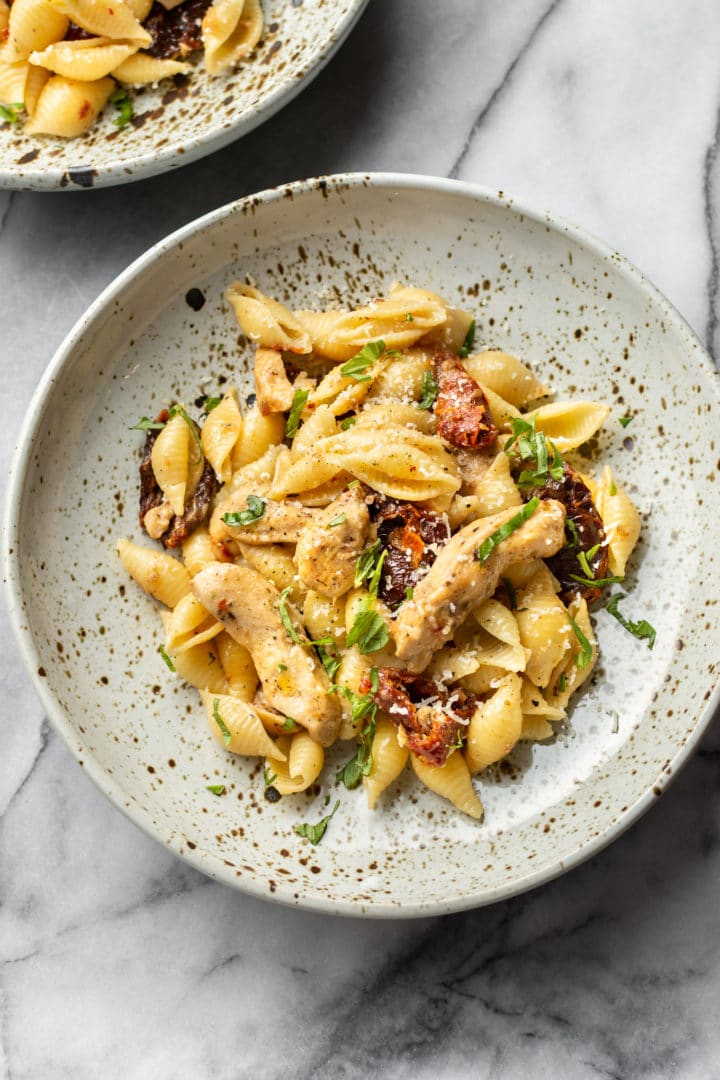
[117,278,649,839]
[1,0,264,138]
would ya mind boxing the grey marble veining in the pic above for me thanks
[2,1,720,1077]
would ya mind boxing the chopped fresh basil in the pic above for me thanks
[206,784,226,796]
[264,767,278,786]
[569,572,625,588]
[558,672,567,693]
[476,497,540,563]
[339,340,385,382]
[203,396,223,413]
[295,800,340,844]
[609,482,618,496]
[0,102,24,125]
[169,403,203,454]
[278,586,302,644]
[222,494,266,527]
[346,607,389,654]
[618,416,633,428]
[109,88,133,129]
[317,644,341,681]
[354,538,384,588]
[278,663,288,672]
[417,370,438,410]
[501,577,518,610]
[212,699,232,746]
[605,593,656,649]
[158,644,176,672]
[458,319,476,359]
[285,389,309,438]
[327,513,347,528]
[130,416,165,432]
[340,415,357,430]
[567,611,593,669]
[367,548,387,600]
[405,586,414,601]
[282,717,299,731]
[337,712,377,789]
[576,549,593,578]
[565,519,581,547]
[405,313,415,322]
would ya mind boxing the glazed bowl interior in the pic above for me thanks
[6,174,720,915]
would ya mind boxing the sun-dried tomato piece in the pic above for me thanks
[362,667,477,766]
[374,499,450,608]
[530,462,609,604]
[433,350,497,449]
[144,0,212,59]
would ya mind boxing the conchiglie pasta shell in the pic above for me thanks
[124,0,152,19]
[596,465,641,577]
[515,569,573,687]
[0,47,29,103]
[322,425,460,501]
[201,389,242,483]
[526,400,611,452]
[459,664,509,696]
[463,351,548,407]
[30,38,139,80]
[235,541,298,599]
[24,61,50,114]
[230,406,285,469]
[201,690,280,756]
[0,2,9,31]
[366,349,429,404]
[474,597,522,648]
[112,52,189,84]
[411,751,483,820]
[202,0,263,75]
[291,403,337,456]
[294,291,447,361]
[302,589,346,646]
[226,283,311,354]
[268,450,342,500]
[355,400,435,435]
[473,451,522,516]
[520,678,566,721]
[8,0,69,57]
[465,672,522,774]
[521,714,555,741]
[25,74,114,136]
[166,593,223,653]
[116,538,191,607]
[545,597,597,710]
[266,731,323,794]
[151,412,191,516]
[364,717,408,809]
[47,0,151,44]
[181,526,229,578]
[171,639,227,693]
[216,632,258,701]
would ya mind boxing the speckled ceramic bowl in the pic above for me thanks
[0,0,368,191]
[5,174,720,916]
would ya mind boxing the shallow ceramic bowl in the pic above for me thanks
[5,174,720,916]
[0,0,368,190]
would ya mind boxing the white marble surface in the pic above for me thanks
[2,1,720,1076]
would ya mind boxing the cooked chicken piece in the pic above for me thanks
[254,348,295,415]
[192,564,340,746]
[295,487,370,598]
[218,495,314,546]
[392,499,566,671]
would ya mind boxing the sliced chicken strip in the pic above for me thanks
[192,564,340,745]
[218,495,314,546]
[295,486,370,598]
[254,348,295,414]
[393,499,566,672]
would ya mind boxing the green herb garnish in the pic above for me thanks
[405,313,414,322]
[130,416,166,432]
[568,572,625,588]
[605,593,656,649]
[278,586,302,644]
[458,319,476,358]
[317,644,341,681]
[567,611,593,669]
[609,482,618,496]
[169,403,203,454]
[501,577,518,610]
[285,389,309,438]
[477,497,540,563]
[206,784,226,796]
[339,340,385,382]
[109,88,133,129]
[405,586,414,601]
[558,672,567,692]
[354,539,384,588]
[295,800,340,844]
[212,699,232,746]
[618,416,633,428]
[203,396,223,413]
[346,608,389,654]
[264,767,278,786]
[222,494,266,527]
[282,717,299,731]
[0,102,24,125]
[417,369,438,410]
[327,513,347,528]
[340,415,357,430]
[158,644,176,672]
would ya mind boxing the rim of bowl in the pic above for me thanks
[4,172,720,916]
[0,0,370,192]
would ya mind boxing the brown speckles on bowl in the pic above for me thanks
[4,175,720,916]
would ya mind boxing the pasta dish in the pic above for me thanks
[117,280,652,837]
[0,0,262,137]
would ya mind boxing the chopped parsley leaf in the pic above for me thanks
[206,784,226,796]
[618,416,633,428]
[477,497,540,563]
[212,699,232,746]
[417,369,438,410]
[458,319,476,358]
[158,644,176,672]
[285,389,309,439]
[295,800,340,844]
[223,494,266,527]
[605,593,656,649]
[339,340,385,382]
